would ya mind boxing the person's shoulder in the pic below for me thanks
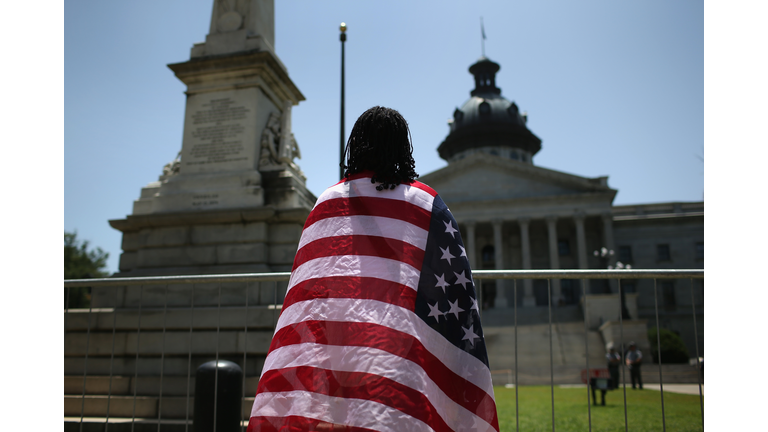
[316,178,348,198]
[405,179,438,198]
[334,172,437,196]
[319,175,439,203]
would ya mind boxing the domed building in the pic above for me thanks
[419,56,703,359]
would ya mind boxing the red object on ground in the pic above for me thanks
[581,368,610,384]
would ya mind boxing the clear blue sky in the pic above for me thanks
[63,0,705,275]
[5,2,768,428]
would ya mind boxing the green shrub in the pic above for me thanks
[65,231,109,309]
[648,327,689,364]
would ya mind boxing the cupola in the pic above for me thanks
[438,57,542,164]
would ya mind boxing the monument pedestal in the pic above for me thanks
[132,170,265,215]
[105,28,312,295]
[262,168,315,210]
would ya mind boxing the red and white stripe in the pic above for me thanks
[248,175,498,432]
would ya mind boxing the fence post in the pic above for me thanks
[194,360,243,432]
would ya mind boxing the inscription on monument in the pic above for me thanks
[187,98,250,166]
[191,193,220,207]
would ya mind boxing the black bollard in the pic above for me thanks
[194,360,243,432]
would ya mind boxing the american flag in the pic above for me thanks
[247,172,499,432]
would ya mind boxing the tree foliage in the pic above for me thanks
[65,231,109,308]
[648,327,690,364]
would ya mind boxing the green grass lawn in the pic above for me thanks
[494,386,703,432]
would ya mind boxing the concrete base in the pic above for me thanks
[522,296,536,307]
[484,322,606,376]
[480,321,700,386]
[494,297,509,309]
[65,417,253,432]
[598,319,652,361]
[65,418,195,432]
[581,293,639,330]
[103,206,310,309]
[261,168,316,210]
[65,395,254,420]
[132,171,266,216]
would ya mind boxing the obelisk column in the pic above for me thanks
[198,0,276,57]
[546,216,562,303]
[492,219,508,308]
[519,217,536,307]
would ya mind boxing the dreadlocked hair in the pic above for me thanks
[341,106,419,191]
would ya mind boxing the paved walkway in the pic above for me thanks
[643,383,703,395]
[556,383,704,396]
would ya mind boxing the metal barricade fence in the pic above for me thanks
[64,269,703,432]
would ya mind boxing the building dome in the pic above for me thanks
[438,57,542,163]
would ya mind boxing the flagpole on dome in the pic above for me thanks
[339,22,347,181]
[480,17,486,57]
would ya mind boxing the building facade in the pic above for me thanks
[419,56,704,357]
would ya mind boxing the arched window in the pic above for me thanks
[479,101,491,116]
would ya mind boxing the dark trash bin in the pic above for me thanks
[194,360,243,432]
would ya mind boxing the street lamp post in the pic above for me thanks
[339,22,347,180]
[594,247,631,319]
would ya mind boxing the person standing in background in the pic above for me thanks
[625,341,643,389]
[606,342,621,391]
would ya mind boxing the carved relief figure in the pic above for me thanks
[160,152,182,179]
[259,112,281,168]
[277,100,301,164]
[258,108,303,174]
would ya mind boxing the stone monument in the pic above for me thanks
[65,2,316,425]
[106,0,315,283]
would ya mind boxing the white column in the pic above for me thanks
[519,217,535,307]
[462,220,480,311]
[464,220,477,270]
[492,219,508,308]
[546,216,562,303]
[574,212,590,293]
[602,212,618,293]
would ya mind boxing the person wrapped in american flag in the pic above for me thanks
[248,106,499,431]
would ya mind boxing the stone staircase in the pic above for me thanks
[483,320,703,386]
[64,374,256,419]
[64,286,280,432]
